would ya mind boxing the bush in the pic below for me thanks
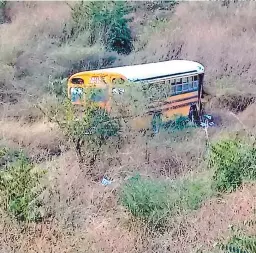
[175,175,214,211]
[0,149,46,222]
[220,235,256,253]
[40,96,121,165]
[47,76,68,97]
[0,147,26,169]
[120,173,213,226]
[0,0,6,24]
[209,138,256,193]
[68,1,133,55]
[120,174,172,226]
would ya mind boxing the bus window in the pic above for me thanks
[182,77,188,83]
[171,85,176,95]
[112,78,125,85]
[182,83,189,92]
[70,87,83,102]
[71,78,84,85]
[171,79,175,86]
[112,78,125,95]
[112,87,125,95]
[176,84,182,93]
[193,75,199,89]
[188,76,193,91]
[176,78,182,85]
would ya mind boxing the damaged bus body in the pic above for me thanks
[67,60,207,131]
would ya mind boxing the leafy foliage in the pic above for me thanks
[120,174,171,226]
[0,147,25,169]
[209,138,256,193]
[40,94,120,165]
[47,76,68,97]
[218,219,256,253]
[0,149,45,222]
[120,173,213,226]
[68,1,133,54]
[0,0,6,24]
[220,236,256,253]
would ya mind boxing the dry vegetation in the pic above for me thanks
[0,1,256,253]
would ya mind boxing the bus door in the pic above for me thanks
[86,75,110,110]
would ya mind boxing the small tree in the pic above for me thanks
[67,1,133,54]
[39,91,121,167]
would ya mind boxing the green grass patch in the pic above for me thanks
[119,172,213,227]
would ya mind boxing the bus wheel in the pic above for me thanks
[188,104,200,126]
[152,113,162,134]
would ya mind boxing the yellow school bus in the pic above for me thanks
[67,60,205,131]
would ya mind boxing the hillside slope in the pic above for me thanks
[0,2,255,253]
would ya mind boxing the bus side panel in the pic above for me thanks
[164,91,198,104]
[162,105,191,122]
[129,115,153,130]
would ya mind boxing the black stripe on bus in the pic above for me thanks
[148,95,198,109]
[147,101,197,115]
[133,70,198,82]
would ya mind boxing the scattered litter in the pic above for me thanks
[101,176,112,186]
[200,114,215,127]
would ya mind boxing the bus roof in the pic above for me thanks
[86,60,204,81]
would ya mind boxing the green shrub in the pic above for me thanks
[47,76,68,97]
[0,147,27,169]
[67,103,120,144]
[175,175,214,211]
[120,175,171,225]
[0,150,46,222]
[120,173,213,226]
[68,1,133,55]
[165,115,195,132]
[40,96,120,165]
[209,138,256,193]
[221,236,256,253]
[0,0,6,24]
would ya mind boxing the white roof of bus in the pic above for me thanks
[90,60,204,81]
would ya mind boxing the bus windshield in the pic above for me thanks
[70,87,108,103]
[86,87,108,102]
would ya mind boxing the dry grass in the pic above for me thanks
[120,2,256,98]
[145,183,256,253]
[0,120,65,160]
[1,150,254,253]
[0,1,110,110]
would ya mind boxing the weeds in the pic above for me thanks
[120,174,172,226]
[218,219,256,253]
[0,149,46,222]
[221,236,256,253]
[120,173,213,227]
[209,138,256,193]
[0,0,6,24]
[47,76,68,97]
